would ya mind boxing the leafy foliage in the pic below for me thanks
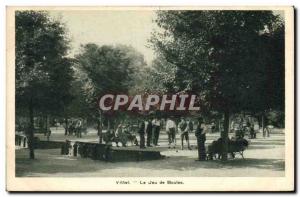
[15,11,73,158]
[16,11,73,116]
[150,10,285,160]
[150,10,284,113]
[75,44,147,123]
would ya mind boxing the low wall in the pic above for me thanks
[15,134,65,149]
[36,140,65,149]
[61,141,164,162]
[15,134,165,162]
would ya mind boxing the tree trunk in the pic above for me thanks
[64,117,68,135]
[107,118,111,131]
[97,120,102,144]
[261,114,265,132]
[97,110,103,144]
[129,120,133,132]
[46,115,50,141]
[28,99,35,159]
[221,110,230,161]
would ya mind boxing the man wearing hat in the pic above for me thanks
[166,117,177,148]
[195,117,206,161]
[138,116,153,148]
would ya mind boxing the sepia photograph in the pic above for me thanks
[6,6,294,191]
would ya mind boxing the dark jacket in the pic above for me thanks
[195,125,206,141]
[187,121,193,131]
[138,121,152,134]
[178,121,187,131]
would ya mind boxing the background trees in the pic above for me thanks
[15,11,148,151]
[15,10,285,161]
[15,11,73,159]
[150,10,284,160]
[75,44,146,142]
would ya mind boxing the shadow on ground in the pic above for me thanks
[15,149,284,177]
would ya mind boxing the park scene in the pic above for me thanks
[15,9,285,177]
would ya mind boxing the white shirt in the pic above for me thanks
[152,119,161,126]
[166,119,176,131]
[201,124,208,134]
[185,120,192,132]
[77,120,82,127]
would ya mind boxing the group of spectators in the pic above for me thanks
[231,120,272,139]
[64,119,86,138]
[138,116,207,161]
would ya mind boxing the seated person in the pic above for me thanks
[123,125,139,146]
[114,124,127,147]
[103,129,114,145]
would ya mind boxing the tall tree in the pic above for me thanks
[75,44,146,143]
[15,11,73,159]
[151,10,284,160]
[143,55,178,94]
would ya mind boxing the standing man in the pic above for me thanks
[82,119,88,135]
[249,123,256,139]
[76,119,82,138]
[152,117,161,146]
[254,122,259,138]
[263,124,271,138]
[166,117,177,149]
[68,119,74,136]
[138,120,146,149]
[138,117,153,148]
[195,117,206,161]
[185,118,193,150]
[114,123,123,147]
[178,117,188,150]
[46,121,51,142]
[146,117,153,147]
[211,121,216,133]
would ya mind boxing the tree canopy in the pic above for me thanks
[150,10,284,114]
[15,11,73,158]
[74,43,147,140]
[150,10,285,160]
[75,44,146,111]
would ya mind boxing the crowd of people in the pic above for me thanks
[104,124,139,147]
[64,118,87,138]
[109,115,273,161]
[230,118,272,139]
[137,116,207,161]
[16,113,273,161]
[101,116,207,160]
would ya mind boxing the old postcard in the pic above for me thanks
[6,6,294,191]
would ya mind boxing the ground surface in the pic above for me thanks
[15,128,285,177]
